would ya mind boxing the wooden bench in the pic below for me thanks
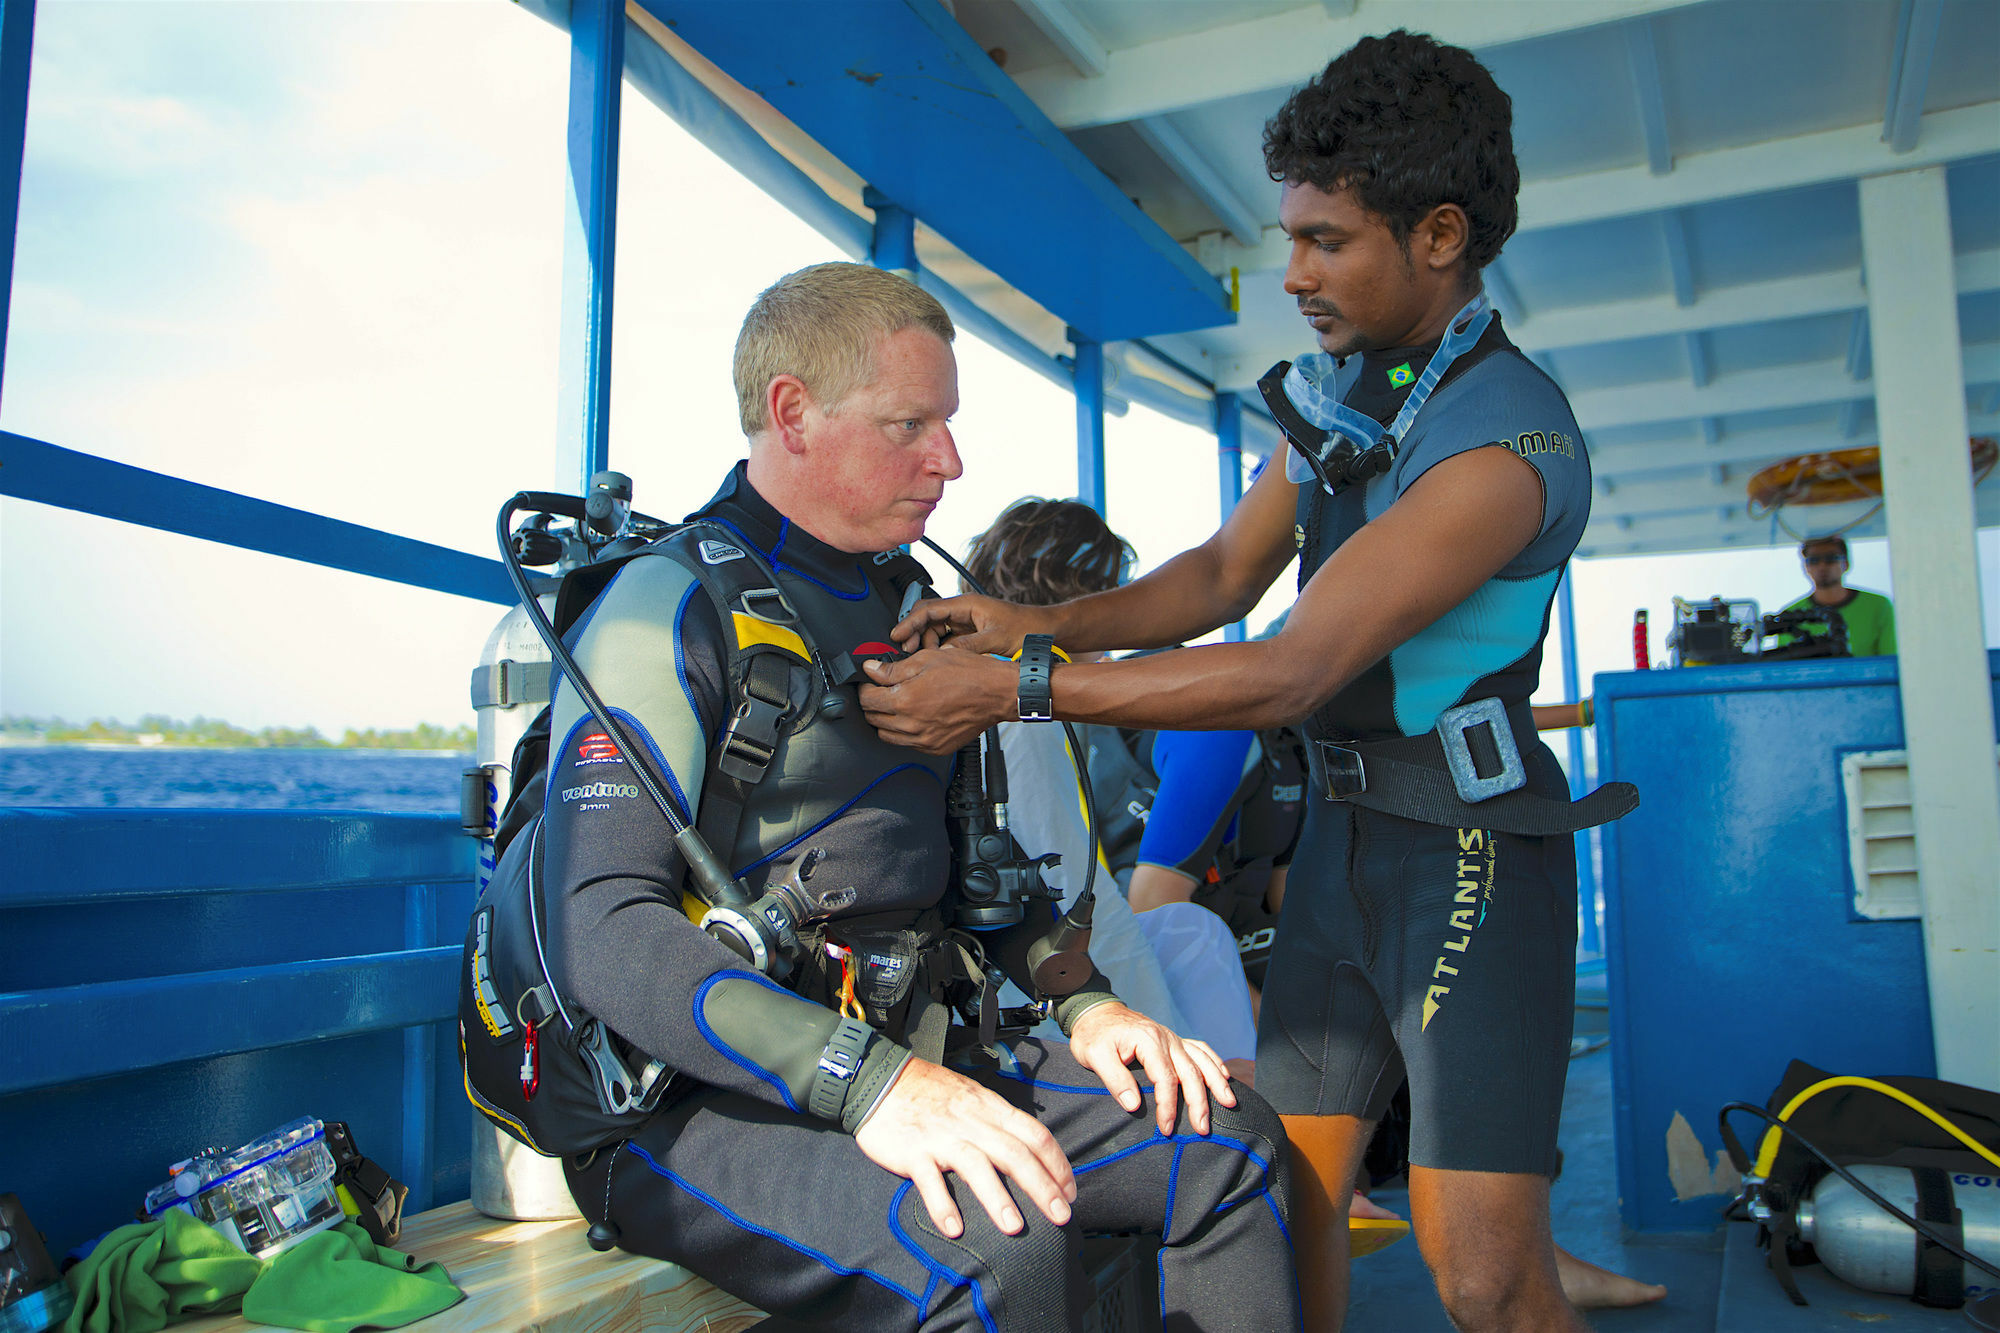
[175,1201,766,1333]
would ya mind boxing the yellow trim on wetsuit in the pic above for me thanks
[730,612,810,660]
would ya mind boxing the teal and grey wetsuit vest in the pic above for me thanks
[463,464,961,1153]
[1294,317,1591,755]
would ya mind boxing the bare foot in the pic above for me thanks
[1556,1246,1667,1309]
[1349,1190,1401,1221]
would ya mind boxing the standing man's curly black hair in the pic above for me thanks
[1263,29,1519,276]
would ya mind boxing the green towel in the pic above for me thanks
[243,1224,461,1333]
[64,1212,461,1333]
[64,1208,264,1333]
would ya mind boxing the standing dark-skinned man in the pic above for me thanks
[859,31,1644,1333]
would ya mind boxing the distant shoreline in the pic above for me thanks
[0,739,470,757]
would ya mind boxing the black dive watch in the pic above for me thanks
[808,1016,875,1121]
[1016,634,1060,722]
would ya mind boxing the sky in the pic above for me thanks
[1,1,1995,738]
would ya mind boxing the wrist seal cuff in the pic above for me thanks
[841,1042,913,1134]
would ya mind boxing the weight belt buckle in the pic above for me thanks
[1436,697,1525,803]
[1311,741,1367,801]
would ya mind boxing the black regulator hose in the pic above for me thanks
[496,493,750,914]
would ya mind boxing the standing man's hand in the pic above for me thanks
[892,593,1053,657]
[854,1057,1077,1239]
[1066,1002,1237,1137]
[860,645,1017,755]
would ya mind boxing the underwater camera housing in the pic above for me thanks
[143,1117,345,1260]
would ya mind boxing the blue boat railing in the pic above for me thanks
[0,807,477,1258]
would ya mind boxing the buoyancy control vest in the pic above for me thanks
[1081,722,1306,984]
[461,495,955,1156]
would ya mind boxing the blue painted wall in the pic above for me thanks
[1596,652,2000,1233]
[0,810,477,1258]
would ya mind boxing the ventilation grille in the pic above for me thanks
[1842,746,2000,920]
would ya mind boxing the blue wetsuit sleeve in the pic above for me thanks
[1135,730,1259,880]
[539,555,856,1113]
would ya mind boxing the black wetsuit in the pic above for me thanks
[1258,319,1588,1176]
[468,465,1299,1331]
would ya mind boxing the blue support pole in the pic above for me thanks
[1217,392,1246,641]
[0,0,35,407]
[1069,328,1106,514]
[864,185,918,276]
[1558,567,1602,956]
[557,0,624,493]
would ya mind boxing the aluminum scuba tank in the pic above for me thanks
[1796,1164,2000,1304]
[464,598,556,894]
[466,481,626,1223]
[466,594,576,1221]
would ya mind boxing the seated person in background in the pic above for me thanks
[1780,534,1897,656]
[460,264,1298,1332]
[963,498,1281,1083]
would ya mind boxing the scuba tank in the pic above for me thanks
[465,599,555,895]
[1797,1165,2000,1304]
[465,472,643,1222]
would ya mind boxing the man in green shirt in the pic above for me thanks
[1780,535,1897,656]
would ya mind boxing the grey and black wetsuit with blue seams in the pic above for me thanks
[470,463,1301,1332]
[1258,315,1590,1177]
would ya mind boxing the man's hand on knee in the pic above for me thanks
[854,1057,1077,1240]
[1067,1002,1237,1136]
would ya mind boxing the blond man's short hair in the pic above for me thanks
[734,262,955,435]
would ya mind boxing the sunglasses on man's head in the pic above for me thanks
[1804,554,1844,565]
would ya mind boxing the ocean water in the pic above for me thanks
[0,746,467,811]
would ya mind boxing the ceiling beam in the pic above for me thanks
[1661,210,1695,305]
[1883,0,1944,153]
[1565,341,2000,433]
[1483,256,1527,321]
[1211,101,2000,273]
[1513,246,1997,351]
[1015,0,1107,79]
[1685,332,1711,388]
[1593,418,1860,476]
[1589,415,2000,523]
[1132,116,1264,248]
[1011,0,1710,131]
[1626,19,1673,175]
[1198,246,2000,390]
[1845,311,1872,381]
[1577,485,2000,558]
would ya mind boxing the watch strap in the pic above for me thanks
[1017,633,1059,723]
[808,1016,875,1122]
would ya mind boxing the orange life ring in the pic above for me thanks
[1746,436,1997,510]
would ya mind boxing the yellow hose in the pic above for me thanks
[1751,1075,2000,1178]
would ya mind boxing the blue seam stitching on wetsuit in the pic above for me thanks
[708,515,870,601]
[733,763,943,876]
[1073,1130,1267,1179]
[547,710,693,825]
[887,1180,999,1333]
[625,1141,922,1307]
[691,970,802,1113]
[673,582,701,722]
[982,1067,1115,1097]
